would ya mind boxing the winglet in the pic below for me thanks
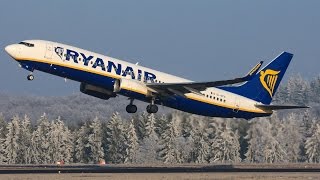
[243,61,263,81]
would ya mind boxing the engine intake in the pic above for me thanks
[114,78,152,96]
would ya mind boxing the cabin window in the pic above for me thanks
[19,42,34,47]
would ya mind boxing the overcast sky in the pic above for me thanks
[0,0,319,96]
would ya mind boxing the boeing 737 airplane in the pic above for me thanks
[4,40,308,119]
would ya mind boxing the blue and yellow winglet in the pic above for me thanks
[243,61,263,81]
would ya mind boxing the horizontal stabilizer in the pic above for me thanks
[255,104,310,110]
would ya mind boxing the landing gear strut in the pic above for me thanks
[27,74,34,81]
[146,98,158,114]
[126,98,137,113]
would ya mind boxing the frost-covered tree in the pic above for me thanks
[158,118,182,164]
[31,113,51,164]
[0,126,5,164]
[18,115,32,164]
[105,112,126,163]
[302,110,315,138]
[245,119,264,162]
[286,75,310,104]
[211,120,240,163]
[310,75,320,103]
[273,84,288,104]
[155,114,169,138]
[0,114,7,164]
[190,128,209,164]
[262,116,286,163]
[0,113,7,138]
[48,117,74,163]
[181,114,194,138]
[74,122,90,163]
[145,113,156,137]
[4,115,20,164]
[138,114,159,163]
[176,115,195,163]
[136,112,149,141]
[305,123,320,163]
[124,119,139,163]
[245,115,287,163]
[87,117,104,163]
[280,113,303,162]
[169,111,184,137]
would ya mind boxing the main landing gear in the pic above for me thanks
[27,74,34,81]
[146,98,158,114]
[126,98,137,113]
[126,98,159,114]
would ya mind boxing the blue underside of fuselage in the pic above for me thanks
[19,60,271,119]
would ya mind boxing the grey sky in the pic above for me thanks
[0,0,319,96]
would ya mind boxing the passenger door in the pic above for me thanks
[44,43,53,59]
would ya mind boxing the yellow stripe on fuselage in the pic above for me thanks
[16,57,270,114]
[16,57,122,80]
[186,94,269,114]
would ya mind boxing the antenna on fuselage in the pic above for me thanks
[135,62,139,65]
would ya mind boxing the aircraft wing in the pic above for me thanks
[147,61,263,96]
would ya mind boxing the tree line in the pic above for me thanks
[0,109,319,164]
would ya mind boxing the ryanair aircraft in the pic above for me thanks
[5,40,308,119]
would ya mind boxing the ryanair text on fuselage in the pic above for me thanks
[55,47,157,82]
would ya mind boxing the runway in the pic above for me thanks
[0,164,320,174]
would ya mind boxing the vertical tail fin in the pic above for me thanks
[221,52,293,104]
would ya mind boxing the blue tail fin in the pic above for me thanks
[221,52,293,104]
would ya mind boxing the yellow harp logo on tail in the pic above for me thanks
[259,69,280,97]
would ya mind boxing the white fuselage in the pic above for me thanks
[5,40,271,119]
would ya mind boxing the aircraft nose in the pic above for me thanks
[5,44,17,57]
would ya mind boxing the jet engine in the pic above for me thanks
[113,78,153,96]
[80,83,117,100]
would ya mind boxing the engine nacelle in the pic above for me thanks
[114,78,151,96]
[80,83,116,100]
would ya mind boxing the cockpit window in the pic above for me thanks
[19,42,34,47]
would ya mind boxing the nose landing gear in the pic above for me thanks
[27,74,34,81]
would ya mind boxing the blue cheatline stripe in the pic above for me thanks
[19,60,271,119]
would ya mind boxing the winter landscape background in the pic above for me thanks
[0,74,319,164]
